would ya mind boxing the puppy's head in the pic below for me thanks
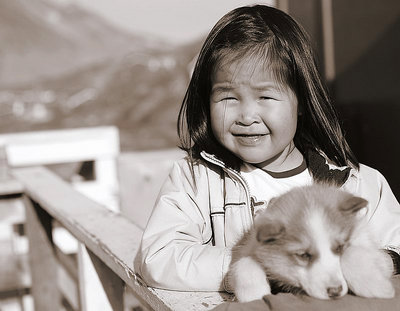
[253,184,368,299]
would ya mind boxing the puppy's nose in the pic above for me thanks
[327,285,343,298]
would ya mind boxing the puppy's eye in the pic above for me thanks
[295,252,313,261]
[334,244,345,254]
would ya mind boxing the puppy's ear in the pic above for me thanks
[339,196,368,214]
[256,222,285,244]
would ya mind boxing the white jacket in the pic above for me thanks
[134,151,400,291]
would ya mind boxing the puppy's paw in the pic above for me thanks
[341,246,395,299]
[235,284,271,303]
[229,256,271,302]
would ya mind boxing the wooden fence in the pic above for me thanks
[0,126,231,310]
[12,166,231,310]
[0,126,121,310]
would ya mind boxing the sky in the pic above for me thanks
[54,0,276,44]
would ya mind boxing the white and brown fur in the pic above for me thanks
[227,183,395,302]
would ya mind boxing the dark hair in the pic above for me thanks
[178,5,358,170]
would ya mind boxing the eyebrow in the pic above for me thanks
[211,82,280,94]
[211,85,235,94]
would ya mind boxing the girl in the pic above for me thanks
[134,5,400,292]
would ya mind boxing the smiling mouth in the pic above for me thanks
[233,134,268,145]
[233,134,267,138]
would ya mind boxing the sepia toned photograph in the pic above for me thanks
[0,0,399,310]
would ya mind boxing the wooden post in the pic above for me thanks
[321,0,335,82]
[24,196,61,311]
[87,248,125,311]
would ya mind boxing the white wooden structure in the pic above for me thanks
[0,127,121,310]
[1,126,232,310]
[12,167,232,310]
[0,126,120,211]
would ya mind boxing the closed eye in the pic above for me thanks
[332,243,347,255]
[332,236,350,255]
[293,251,314,264]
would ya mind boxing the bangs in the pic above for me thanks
[211,42,294,94]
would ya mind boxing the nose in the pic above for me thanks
[327,285,343,298]
[236,101,260,126]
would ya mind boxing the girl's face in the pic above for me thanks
[210,56,300,171]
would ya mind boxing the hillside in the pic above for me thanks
[0,0,155,87]
[0,0,203,150]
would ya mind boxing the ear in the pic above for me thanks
[256,222,285,244]
[339,196,368,214]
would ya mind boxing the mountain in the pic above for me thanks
[0,0,156,87]
[0,0,203,151]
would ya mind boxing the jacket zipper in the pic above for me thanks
[200,152,253,227]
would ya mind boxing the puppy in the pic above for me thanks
[227,183,395,302]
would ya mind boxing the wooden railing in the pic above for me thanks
[1,126,121,211]
[12,166,231,311]
[0,126,122,309]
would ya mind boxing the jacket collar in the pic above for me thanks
[200,151,247,184]
[200,151,230,170]
[200,150,358,185]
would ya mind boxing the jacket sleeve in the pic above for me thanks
[362,166,400,249]
[134,159,231,291]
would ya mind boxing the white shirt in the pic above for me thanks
[240,161,313,215]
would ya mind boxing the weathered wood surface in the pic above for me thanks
[13,166,231,310]
[1,126,119,166]
[1,126,121,211]
[0,177,24,196]
[24,196,61,311]
[0,244,30,299]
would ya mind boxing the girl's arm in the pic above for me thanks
[134,159,231,291]
[361,166,400,273]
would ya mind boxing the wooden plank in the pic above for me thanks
[276,0,289,13]
[1,126,119,167]
[321,0,336,82]
[57,260,80,311]
[0,178,24,196]
[87,248,124,311]
[2,127,122,311]
[2,126,120,211]
[55,245,79,282]
[23,195,61,311]
[0,197,24,224]
[13,167,230,311]
[0,242,30,299]
[78,244,117,311]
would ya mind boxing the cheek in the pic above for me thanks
[265,107,298,135]
[289,112,298,133]
[210,104,222,133]
[286,102,299,124]
[210,103,231,139]
[283,93,299,132]
[284,105,299,134]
